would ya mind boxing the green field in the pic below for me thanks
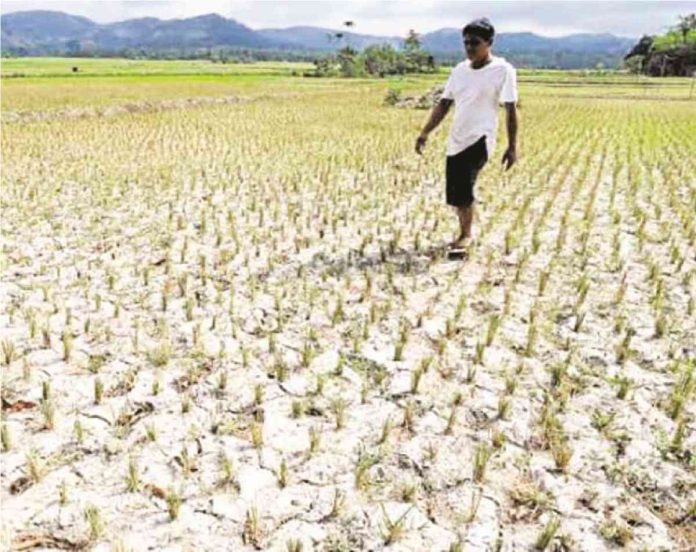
[2,57,694,113]
[1,57,316,77]
[1,59,695,551]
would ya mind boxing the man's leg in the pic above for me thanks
[450,202,474,247]
[446,138,485,249]
[457,203,474,239]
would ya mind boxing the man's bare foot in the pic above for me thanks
[449,235,473,249]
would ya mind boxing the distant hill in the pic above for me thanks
[422,28,635,67]
[1,11,279,52]
[1,10,96,49]
[0,10,636,68]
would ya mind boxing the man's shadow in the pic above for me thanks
[253,242,463,284]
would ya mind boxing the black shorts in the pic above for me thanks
[445,136,488,207]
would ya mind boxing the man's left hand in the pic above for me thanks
[501,147,517,171]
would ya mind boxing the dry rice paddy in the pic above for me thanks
[1,62,695,551]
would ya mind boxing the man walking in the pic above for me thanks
[416,18,518,251]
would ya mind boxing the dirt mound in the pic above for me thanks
[393,85,444,109]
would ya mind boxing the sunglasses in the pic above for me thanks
[464,38,483,47]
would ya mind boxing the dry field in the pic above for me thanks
[1,61,695,551]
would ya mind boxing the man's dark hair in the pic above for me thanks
[463,18,495,42]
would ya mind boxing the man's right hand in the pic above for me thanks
[415,133,428,155]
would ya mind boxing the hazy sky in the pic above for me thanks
[3,1,694,37]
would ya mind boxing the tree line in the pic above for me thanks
[624,13,696,76]
[307,29,437,77]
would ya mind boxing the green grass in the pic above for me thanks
[1,57,314,77]
[2,58,693,112]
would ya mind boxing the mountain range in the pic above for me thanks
[1,11,637,68]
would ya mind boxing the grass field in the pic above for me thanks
[1,58,317,77]
[2,57,694,112]
[1,59,695,551]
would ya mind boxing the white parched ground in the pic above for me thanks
[1,74,695,551]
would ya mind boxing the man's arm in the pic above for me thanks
[415,98,453,155]
[501,102,517,170]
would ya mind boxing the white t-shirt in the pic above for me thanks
[442,55,518,157]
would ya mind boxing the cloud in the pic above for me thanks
[2,0,692,37]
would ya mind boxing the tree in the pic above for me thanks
[624,35,654,60]
[337,45,362,77]
[402,29,436,73]
[676,13,696,41]
[623,55,644,74]
[404,29,421,51]
[362,44,399,76]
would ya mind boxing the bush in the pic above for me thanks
[383,88,402,106]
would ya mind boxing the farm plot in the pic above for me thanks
[1,71,695,551]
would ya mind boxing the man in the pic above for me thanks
[415,18,518,251]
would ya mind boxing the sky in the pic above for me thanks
[2,1,694,38]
